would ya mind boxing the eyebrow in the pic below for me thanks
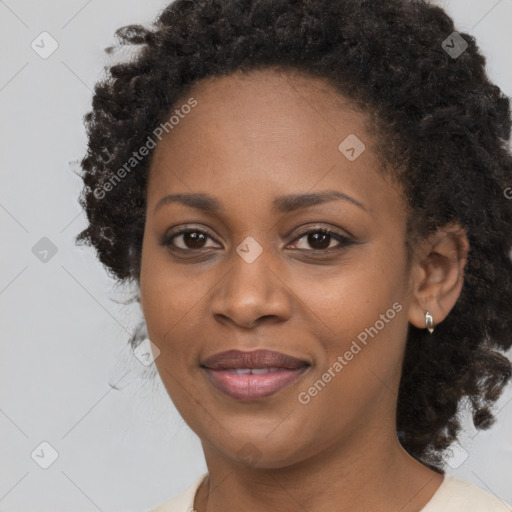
[153,190,367,215]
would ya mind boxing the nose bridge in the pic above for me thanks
[211,234,291,327]
[229,234,275,302]
[235,235,266,265]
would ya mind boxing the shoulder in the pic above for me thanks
[146,473,208,512]
[421,475,512,512]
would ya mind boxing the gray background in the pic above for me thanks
[1,0,511,510]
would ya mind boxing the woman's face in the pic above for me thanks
[140,68,417,468]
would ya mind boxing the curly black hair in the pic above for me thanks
[75,0,512,470]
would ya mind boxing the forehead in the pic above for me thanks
[183,67,355,111]
[146,67,402,220]
[170,67,364,142]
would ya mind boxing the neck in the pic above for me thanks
[194,423,444,512]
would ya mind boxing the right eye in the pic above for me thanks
[161,227,220,251]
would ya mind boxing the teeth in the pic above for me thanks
[250,368,273,374]
[229,368,281,374]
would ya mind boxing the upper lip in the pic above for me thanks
[201,349,310,370]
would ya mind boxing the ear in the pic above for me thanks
[408,222,469,331]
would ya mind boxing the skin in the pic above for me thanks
[139,67,469,512]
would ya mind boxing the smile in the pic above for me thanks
[202,366,309,401]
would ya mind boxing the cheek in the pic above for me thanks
[294,274,407,435]
[298,247,408,377]
[300,252,405,331]
[139,249,206,413]
[140,245,207,346]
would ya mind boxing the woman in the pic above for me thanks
[75,0,512,510]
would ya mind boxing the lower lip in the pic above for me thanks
[203,367,309,401]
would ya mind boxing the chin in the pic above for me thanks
[202,427,316,470]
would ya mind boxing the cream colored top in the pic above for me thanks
[147,472,512,512]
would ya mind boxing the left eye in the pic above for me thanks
[289,228,353,251]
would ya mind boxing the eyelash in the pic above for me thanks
[161,225,355,254]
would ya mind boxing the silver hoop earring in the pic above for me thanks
[425,310,435,334]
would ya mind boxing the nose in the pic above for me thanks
[210,244,292,330]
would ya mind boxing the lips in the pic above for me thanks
[202,349,309,370]
[201,349,310,401]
